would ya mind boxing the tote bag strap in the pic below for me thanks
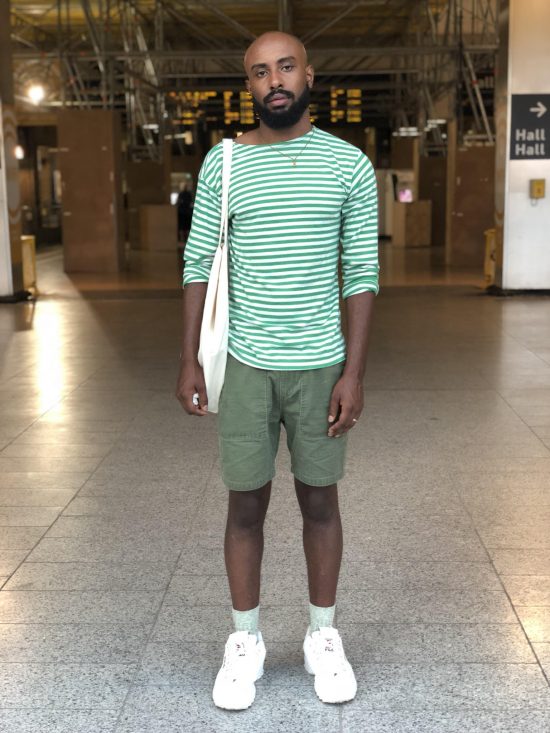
[218,138,233,249]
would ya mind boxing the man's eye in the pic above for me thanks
[256,70,267,77]
[282,65,294,71]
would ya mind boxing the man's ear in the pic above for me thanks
[245,77,251,93]
[306,64,314,88]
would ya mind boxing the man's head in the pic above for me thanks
[243,31,314,130]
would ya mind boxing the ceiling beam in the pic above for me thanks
[301,2,362,45]
[278,0,292,34]
[192,0,256,42]
[13,44,498,62]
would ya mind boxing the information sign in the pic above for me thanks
[510,94,550,160]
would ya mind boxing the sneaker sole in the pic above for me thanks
[304,657,357,704]
[212,667,264,711]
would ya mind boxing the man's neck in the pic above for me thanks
[257,113,312,144]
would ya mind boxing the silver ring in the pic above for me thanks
[352,418,358,423]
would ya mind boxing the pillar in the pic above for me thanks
[0,0,24,297]
[495,0,550,289]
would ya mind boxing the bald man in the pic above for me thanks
[177,31,379,710]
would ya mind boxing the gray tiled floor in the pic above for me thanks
[1,281,550,732]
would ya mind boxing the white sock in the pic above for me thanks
[309,602,335,632]
[232,605,260,636]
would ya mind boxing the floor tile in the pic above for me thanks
[489,549,550,575]
[0,551,28,576]
[533,642,550,677]
[516,607,550,643]
[0,473,90,490]
[0,591,163,624]
[0,488,78,507]
[0,455,105,473]
[3,561,174,591]
[115,684,340,733]
[349,662,550,709]
[337,560,501,590]
[0,527,46,550]
[0,709,119,733]
[26,537,184,563]
[338,588,516,624]
[0,663,136,708]
[0,507,64,527]
[0,623,150,663]
[342,708,550,733]
[2,443,114,459]
[500,576,550,606]
[344,622,534,664]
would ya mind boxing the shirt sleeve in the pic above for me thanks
[340,152,379,298]
[182,148,222,287]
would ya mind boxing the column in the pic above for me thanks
[0,0,24,297]
[495,0,550,289]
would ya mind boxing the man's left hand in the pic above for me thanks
[327,374,363,437]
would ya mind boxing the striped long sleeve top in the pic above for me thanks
[183,126,379,371]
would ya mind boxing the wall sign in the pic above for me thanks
[510,94,550,160]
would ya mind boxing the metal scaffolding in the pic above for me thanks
[10,0,500,157]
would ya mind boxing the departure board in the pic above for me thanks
[167,87,363,127]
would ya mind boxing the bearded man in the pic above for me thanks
[176,31,378,709]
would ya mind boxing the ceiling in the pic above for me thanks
[8,1,499,154]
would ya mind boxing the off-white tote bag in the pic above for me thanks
[197,138,233,413]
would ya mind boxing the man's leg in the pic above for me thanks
[294,478,342,608]
[213,481,271,710]
[295,477,357,703]
[225,481,272,611]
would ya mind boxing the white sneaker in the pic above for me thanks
[303,626,357,703]
[212,631,266,710]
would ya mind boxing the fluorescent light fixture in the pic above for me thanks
[427,118,447,125]
[27,84,45,105]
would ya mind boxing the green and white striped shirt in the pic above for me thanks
[183,126,379,370]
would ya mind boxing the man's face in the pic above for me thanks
[244,35,313,130]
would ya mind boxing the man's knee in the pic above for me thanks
[296,482,339,524]
[227,483,270,532]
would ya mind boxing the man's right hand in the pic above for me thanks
[175,360,209,416]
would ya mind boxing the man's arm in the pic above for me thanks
[328,152,379,438]
[327,291,374,437]
[175,146,222,416]
[175,283,209,415]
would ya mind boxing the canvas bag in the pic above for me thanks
[197,138,233,413]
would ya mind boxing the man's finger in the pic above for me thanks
[198,385,209,413]
[328,404,353,436]
[177,389,208,416]
[327,392,340,424]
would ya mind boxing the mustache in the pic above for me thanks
[263,89,294,104]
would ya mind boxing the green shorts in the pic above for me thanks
[218,355,347,491]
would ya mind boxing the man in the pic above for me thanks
[176,31,378,710]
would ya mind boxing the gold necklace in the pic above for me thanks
[262,126,315,166]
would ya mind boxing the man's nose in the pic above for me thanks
[270,72,283,89]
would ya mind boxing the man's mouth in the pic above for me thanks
[266,92,293,107]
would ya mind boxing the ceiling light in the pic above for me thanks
[27,84,45,105]
[15,145,24,160]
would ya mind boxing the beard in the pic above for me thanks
[252,84,311,130]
